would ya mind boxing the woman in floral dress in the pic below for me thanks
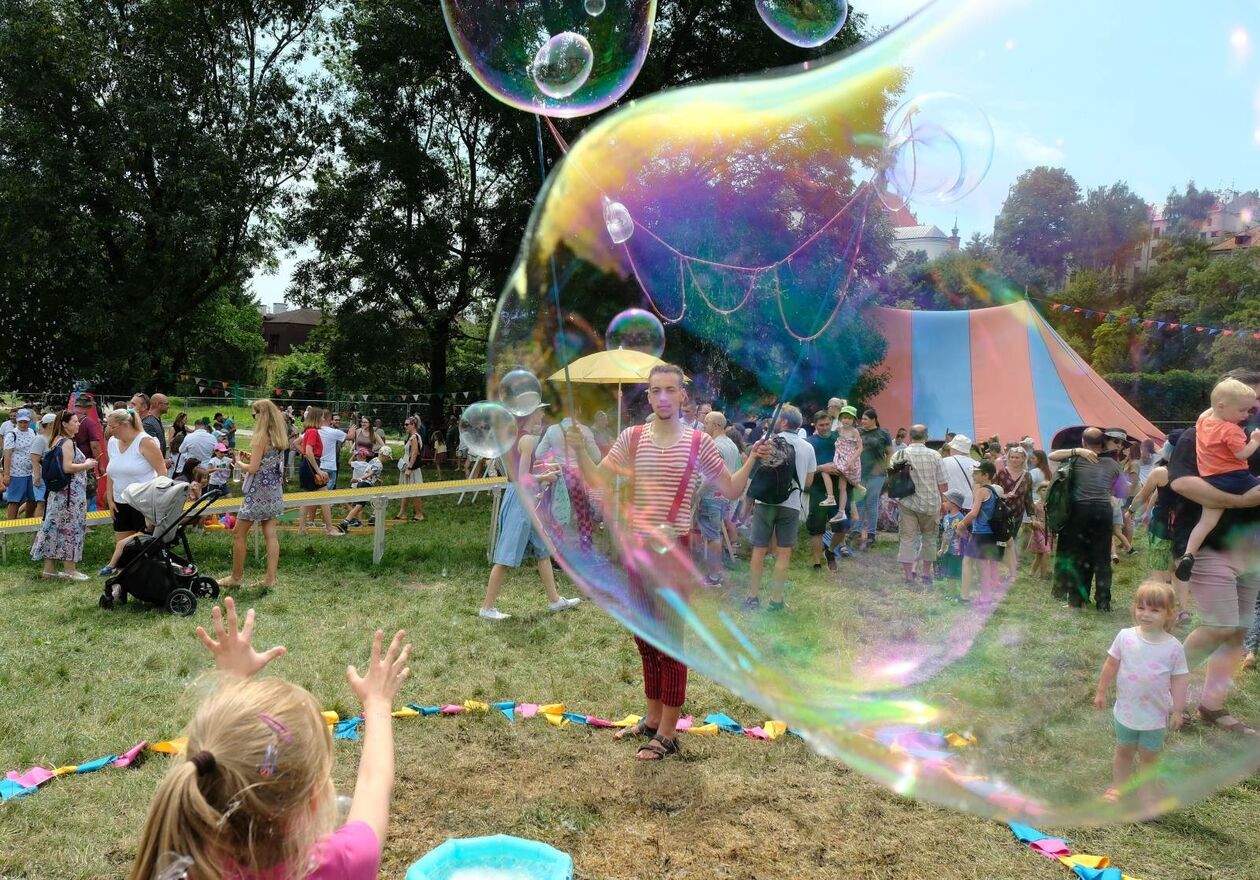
[220,400,288,588]
[31,411,97,580]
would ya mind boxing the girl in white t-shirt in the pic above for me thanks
[1093,580,1189,801]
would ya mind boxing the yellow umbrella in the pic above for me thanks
[545,349,686,384]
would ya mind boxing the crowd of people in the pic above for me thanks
[4,364,1259,877]
[0,392,469,589]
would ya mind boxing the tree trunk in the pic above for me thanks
[427,319,451,427]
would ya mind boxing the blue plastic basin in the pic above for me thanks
[406,835,574,880]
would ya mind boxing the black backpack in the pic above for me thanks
[987,489,1013,543]
[1045,459,1074,533]
[41,438,71,492]
[885,454,915,499]
[748,435,799,505]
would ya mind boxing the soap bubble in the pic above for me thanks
[603,198,634,244]
[756,0,849,48]
[879,92,994,210]
[532,32,594,100]
[497,368,545,417]
[441,0,656,118]
[459,402,518,460]
[485,0,1260,826]
[606,308,666,358]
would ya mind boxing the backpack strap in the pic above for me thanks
[666,429,704,528]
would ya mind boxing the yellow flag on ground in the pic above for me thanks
[462,700,489,714]
[392,707,420,718]
[687,723,720,736]
[764,721,788,740]
[149,737,189,756]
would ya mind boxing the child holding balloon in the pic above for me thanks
[1093,581,1189,802]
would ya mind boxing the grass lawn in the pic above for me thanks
[1,478,1258,879]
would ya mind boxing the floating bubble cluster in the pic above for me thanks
[484,0,1260,825]
[459,401,518,460]
[756,0,850,48]
[441,0,657,117]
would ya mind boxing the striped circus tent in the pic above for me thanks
[865,301,1163,450]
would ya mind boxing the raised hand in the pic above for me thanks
[347,629,413,712]
[195,596,287,679]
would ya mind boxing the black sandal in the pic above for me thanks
[1198,706,1259,736]
[613,718,657,741]
[635,734,680,761]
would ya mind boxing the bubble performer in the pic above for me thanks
[565,364,766,760]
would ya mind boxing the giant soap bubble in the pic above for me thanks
[487,0,1260,825]
[441,0,657,117]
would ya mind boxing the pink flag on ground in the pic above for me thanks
[114,742,148,769]
[676,715,693,732]
[744,727,770,740]
[586,716,615,727]
[1030,838,1072,860]
[6,767,55,788]
[440,705,465,715]
[517,703,540,718]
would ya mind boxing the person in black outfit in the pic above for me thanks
[1166,368,1260,733]
[1048,427,1124,610]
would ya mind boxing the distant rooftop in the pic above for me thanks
[263,308,323,326]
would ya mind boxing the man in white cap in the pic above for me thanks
[940,434,979,511]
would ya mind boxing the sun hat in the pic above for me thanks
[378,445,393,458]
[948,434,973,455]
[1103,427,1129,442]
[839,405,858,418]
[40,412,57,426]
[15,408,32,422]
[73,391,94,405]
[214,442,228,452]
[945,490,966,508]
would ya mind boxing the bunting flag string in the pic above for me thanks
[1043,300,1259,340]
[1,701,1149,879]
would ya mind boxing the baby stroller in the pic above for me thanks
[99,478,223,616]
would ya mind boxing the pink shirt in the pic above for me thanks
[229,822,381,880]
[1107,627,1188,731]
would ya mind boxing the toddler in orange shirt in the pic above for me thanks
[1175,378,1260,580]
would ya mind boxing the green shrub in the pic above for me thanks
[1102,370,1215,422]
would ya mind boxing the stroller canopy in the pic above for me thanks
[121,477,191,543]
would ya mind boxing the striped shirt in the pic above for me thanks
[606,424,727,536]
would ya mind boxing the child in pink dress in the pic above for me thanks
[128,598,412,880]
[826,406,864,526]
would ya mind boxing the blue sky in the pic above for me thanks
[251,0,1260,306]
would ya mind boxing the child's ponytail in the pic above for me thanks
[128,758,226,880]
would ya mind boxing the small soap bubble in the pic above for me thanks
[879,92,994,210]
[603,197,634,244]
[459,402,518,460]
[756,0,849,48]
[497,369,544,417]
[531,31,595,100]
[606,308,666,359]
[585,0,606,16]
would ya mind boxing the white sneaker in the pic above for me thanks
[64,571,89,581]
[549,597,581,612]
[479,608,510,621]
[819,497,837,507]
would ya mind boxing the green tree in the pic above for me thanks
[993,166,1081,286]
[183,291,267,385]
[1069,182,1150,272]
[272,349,328,396]
[0,0,330,391]
[1163,181,1217,240]
[1090,306,1139,373]
[963,232,993,259]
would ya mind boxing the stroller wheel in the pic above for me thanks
[191,576,220,600]
[166,588,197,617]
[98,594,113,610]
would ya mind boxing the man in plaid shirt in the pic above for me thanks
[893,424,949,587]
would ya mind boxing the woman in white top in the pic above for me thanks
[101,408,167,575]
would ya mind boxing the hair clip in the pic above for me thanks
[258,713,292,777]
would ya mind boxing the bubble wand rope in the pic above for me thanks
[751,185,875,472]
[535,113,578,418]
